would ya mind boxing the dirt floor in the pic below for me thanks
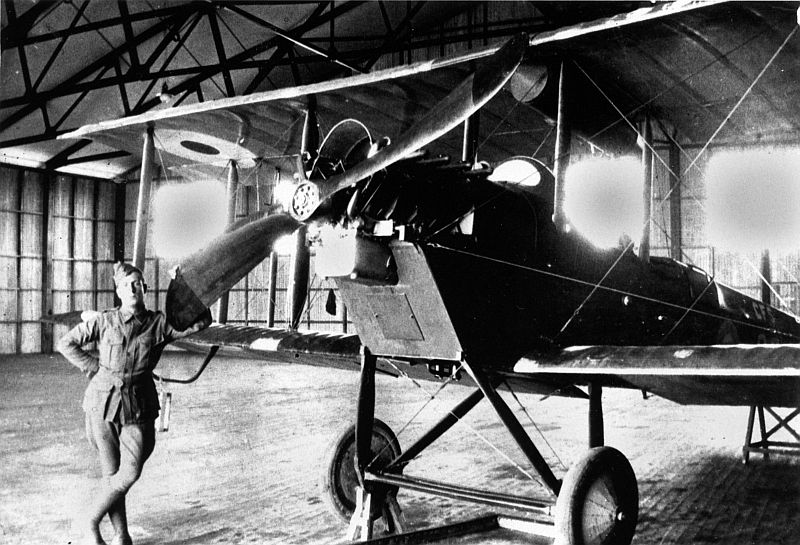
[1,352,799,545]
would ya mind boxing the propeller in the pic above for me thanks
[165,33,527,330]
[287,32,528,221]
[166,213,300,330]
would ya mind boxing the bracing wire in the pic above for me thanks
[563,24,799,337]
[371,360,545,488]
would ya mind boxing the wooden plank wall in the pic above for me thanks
[0,166,117,352]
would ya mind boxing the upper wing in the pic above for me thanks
[56,1,773,180]
[512,344,800,407]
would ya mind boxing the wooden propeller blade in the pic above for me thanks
[287,225,310,330]
[166,213,300,330]
[288,33,528,220]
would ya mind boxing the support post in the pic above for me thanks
[552,62,571,231]
[217,160,238,324]
[588,382,604,448]
[461,112,480,165]
[355,347,377,481]
[639,116,653,263]
[266,251,278,327]
[133,127,156,271]
[113,181,126,308]
[668,138,682,261]
[348,347,378,541]
[41,173,53,352]
[760,249,772,306]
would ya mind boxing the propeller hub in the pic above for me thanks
[290,182,320,221]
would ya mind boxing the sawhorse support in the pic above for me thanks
[742,405,800,464]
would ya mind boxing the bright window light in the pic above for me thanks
[706,148,800,252]
[152,180,228,259]
[564,156,643,248]
[273,234,297,255]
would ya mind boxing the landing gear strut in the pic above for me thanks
[320,418,403,530]
[322,350,639,544]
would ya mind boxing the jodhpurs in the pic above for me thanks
[85,412,155,493]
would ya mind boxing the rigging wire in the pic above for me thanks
[504,381,568,472]
[564,25,800,335]
[374,360,544,488]
[432,244,795,340]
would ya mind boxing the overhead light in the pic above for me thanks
[706,147,800,252]
[152,180,227,259]
[564,156,643,249]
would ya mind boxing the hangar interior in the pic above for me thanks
[2,0,800,354]
[3,3,800,545]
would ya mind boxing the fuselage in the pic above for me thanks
[328,156,800,371]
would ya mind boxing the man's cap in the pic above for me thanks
[113,261,143,285]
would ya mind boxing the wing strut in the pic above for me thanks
[589,383,604,448]
[217,159,239,324]
[133,126,156,270]
[552,62,570,232]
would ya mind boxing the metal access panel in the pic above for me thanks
[336,241,463,361]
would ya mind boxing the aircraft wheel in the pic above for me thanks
[554,446,638,545]
[320,419,401,522]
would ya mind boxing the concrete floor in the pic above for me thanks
[1,352,799,545]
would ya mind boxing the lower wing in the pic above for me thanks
[512,344,800,407]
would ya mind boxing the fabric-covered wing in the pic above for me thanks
[173,323,589,398]
[513,344,800,407]
[172,323,365,371]
[57,1,785,182]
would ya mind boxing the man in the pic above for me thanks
[58,262,211,545]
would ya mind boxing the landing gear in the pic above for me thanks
[328,350,639,543]
[320,418,402,522]
[554,447,638,545]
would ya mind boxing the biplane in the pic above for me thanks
[51,2,800,544]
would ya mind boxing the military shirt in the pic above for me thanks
[58,308,188,425]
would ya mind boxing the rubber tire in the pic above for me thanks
[554,446,638,545]
[320,419,401,522]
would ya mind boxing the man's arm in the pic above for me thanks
[57,317,101,379]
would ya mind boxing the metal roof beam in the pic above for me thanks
[1,0,64,51]
[117,0,141,70]
[2,4,186,50]
[224,2,364,74]
[239,1,331,94]
[133,0,366,113]
[363,1,426,71]
[0,7,195,132]
[32,0,91,90]
[207,7,236,96]
[133,12,205,112]
[57,149,131,168]
[44,139,92,170]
